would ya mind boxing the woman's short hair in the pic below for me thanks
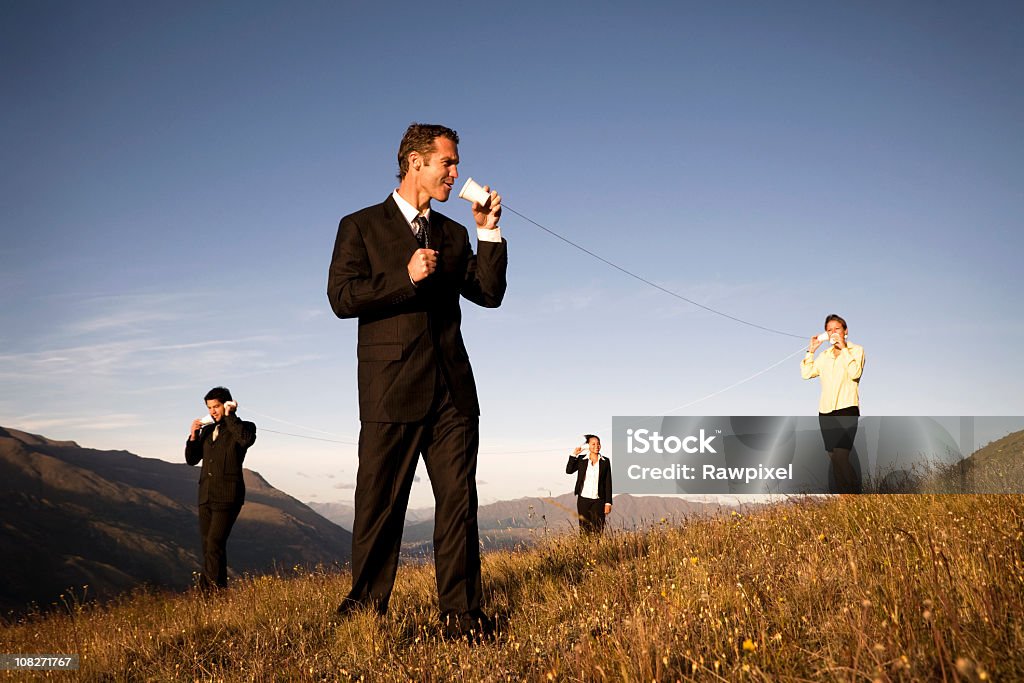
[583,434,600,444]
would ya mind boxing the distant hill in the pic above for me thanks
[0,426,351,614]
[874,428,1024,493]
[307,502,358,530]
[307,501,434,531]
[365,492,739,556]
[939,428,1024,493]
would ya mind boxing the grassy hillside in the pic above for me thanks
[2,494,1021,681]
[947,428,1024,494]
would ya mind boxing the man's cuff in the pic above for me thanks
[477,227,502,243]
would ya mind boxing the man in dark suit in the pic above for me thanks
[566,434,613,534]
[327,123,507,639]
[185,386,257,589]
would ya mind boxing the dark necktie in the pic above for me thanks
[413,215,430,249]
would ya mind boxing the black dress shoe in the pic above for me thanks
[466,609,496,638]
[439,610,496,643]
[335,597,362,617]
[335,596,387,618]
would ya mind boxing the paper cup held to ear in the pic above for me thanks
[458,178,490,206]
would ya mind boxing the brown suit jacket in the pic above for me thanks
[327,195,507,422]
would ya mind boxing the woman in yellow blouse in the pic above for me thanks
[801,314,865,493]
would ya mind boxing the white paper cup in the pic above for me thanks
[200,414,215,426]
[817,333,830,342]
[458,178,491,206]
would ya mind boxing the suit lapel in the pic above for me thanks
[383,195,420,249]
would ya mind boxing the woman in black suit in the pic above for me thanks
[565,434,613,534]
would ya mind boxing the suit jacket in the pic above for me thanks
[327,195,508,422]
[566,454,613,506]
[185,414,257,506]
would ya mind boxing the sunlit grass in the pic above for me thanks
[2,494,1022,680]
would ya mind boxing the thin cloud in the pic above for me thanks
[538,286,599,313]
[0,336,312,383]
[122,381,199,396]
[142,339,252,352]
[61,291,210,334]
[9,413,144,432]
[0,339,153,379]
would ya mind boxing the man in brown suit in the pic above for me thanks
[327,123,507,639]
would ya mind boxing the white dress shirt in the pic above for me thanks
[392,190,502,242]
[579,455,602,500]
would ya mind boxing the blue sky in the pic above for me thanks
[2,1,1022,509]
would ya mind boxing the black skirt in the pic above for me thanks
[818,406,860,452]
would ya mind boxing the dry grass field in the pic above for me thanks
[2,494,1022,681]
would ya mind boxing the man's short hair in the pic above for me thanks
[204,386,233,404]
[396,123,459,180]
[824,314,848,331]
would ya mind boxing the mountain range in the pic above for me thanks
[311,492,739,557]
[0,426,351,615]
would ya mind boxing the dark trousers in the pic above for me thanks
[347,384,481,615]
[198,503,241,588]
[577,497,606,535]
